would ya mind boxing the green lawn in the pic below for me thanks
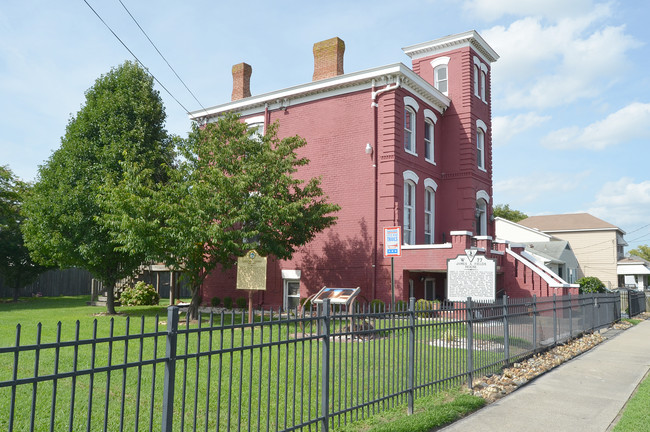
[0,296,506,431]
[612,372,650,432]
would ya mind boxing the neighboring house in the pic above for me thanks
[518,213,627,289]
[617,255,650,291]
[189,31,577,308]
[495,217,580,284]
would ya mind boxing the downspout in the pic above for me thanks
[370,76,401,300]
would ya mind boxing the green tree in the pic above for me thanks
[493,204,528,222]
[0,166,48,301]
[106,114,340,317]
[22,61,174,314]
[629,245,650,262]
[577,276,606,294]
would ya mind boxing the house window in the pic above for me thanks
[404,107,416,153]
[424,120,434,162]
[477,128,485,170]
[424,187,435,244]
[474,65,480,97]
[481,71,487,102]
[434,66,448,94]
[404,180,415,244]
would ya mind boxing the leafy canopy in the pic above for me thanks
[577,276,606,294]
[106,113,340,316]
[493,204,528,223]
[0,166,48,300]
[21,61,174,313]
[629,245,650,262]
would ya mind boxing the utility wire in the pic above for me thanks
[117,0,208,113]
[82,0,192,114]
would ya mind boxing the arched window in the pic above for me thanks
[476,119,487,171]
[474,65,480,97]
[424,187,435,244]
[481,70,487,101]
[424,119,434,162]
[434,66,448,94]
[404,180,416,244]
[475,199,487,236]
[404,106,416,154]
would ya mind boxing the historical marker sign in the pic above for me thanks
[236,250,267,291]
[447,249,496,302]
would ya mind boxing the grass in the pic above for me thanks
[622,318,642,325]
[612,372,650,432]
[0,296,516,431]
[337,388,485,432]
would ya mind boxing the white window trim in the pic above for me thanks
[424,178,438,191]
[424,187,435,245]
[404,180,416,245]
[403,170,420,184]
[424,109,437,162]
[281,269,301,311]
[474,64,480,97]
[403,96,420,112]
[423,109,437,124]
[476,189,490,203]
[424,119,435,164]
[430,56,450,69]
[476,119,487,172]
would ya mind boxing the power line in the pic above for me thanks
[82,0,192,114]
[116,0,208,113]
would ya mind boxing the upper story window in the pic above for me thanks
[403,96,419,156]
[404,107,415,153]
[475,190,490,237]
[430,57,450,96]
[434,66,448,94]
[423,109,437,164]
[424,120,434,162]
[404,181,416,245]
[476,119,487,171]
[473,56,489,104]
[424,178,438,245]
[403,170,419,245]
[244,115,265,141]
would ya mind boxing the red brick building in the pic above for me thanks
[190,31,577,309]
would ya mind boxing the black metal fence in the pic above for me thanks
[0,293,621,431]
[627,290,647,317]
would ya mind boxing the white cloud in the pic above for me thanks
[463,0,599,21]
[543,102,650,150]
[494,171,591,203]
[587,178,650,228]
[493,112,550,146]
[482,4,641,110]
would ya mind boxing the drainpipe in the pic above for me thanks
[370,76,401,300]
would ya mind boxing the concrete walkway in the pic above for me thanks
[439,320,650,432]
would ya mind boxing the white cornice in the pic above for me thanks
[189,63,450,122]
[402,30,499,64]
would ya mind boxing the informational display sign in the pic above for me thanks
[383,226,402,257]
[236,250,267,291]
[447,249,496,302]
[311,286,360,305]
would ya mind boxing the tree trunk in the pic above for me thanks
[105,278,117,314]
[12,285,19,302]
[188,284,202,320]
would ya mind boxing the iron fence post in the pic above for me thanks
[408,297,416,415]
[568,293,573,338]
[553,294,557,345]
[592,294,596,331]
[466,297,474,390]
[161,306,179,432]
[502,295,509,365]
[321,299,331,432]
[532,295,537,351]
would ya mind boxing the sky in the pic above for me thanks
[1,0,649,250]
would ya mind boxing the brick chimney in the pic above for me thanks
[312,37,345,81]
[231,62,252,101]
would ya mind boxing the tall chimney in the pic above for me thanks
[312,37,345,81]
[231,62,252,101]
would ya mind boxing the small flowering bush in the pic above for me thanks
[120,281,160,306]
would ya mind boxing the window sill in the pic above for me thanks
[478,166,487,173]
[405,149,418,157]
[425,158,436,165]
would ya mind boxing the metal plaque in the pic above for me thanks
[236,250,267,291]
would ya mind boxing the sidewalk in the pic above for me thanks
[439,320,650,432]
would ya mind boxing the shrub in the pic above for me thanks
[235,297,247,309]
[369,299,385,312]
[415,299,440,317]
[395,300,407,311]
[578,276,606,294]
[223,297,233,309]
[210,297,221,308]
[120,281,159,306]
